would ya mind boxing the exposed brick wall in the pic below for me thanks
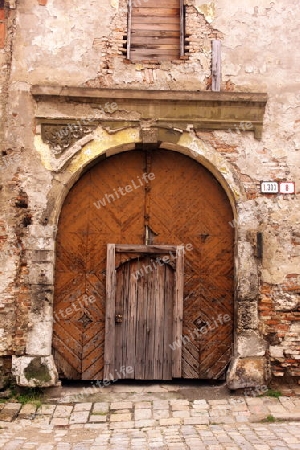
[260,283,300,380]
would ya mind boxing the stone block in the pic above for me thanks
[110,401,132,410]
[89,414,107,422]
[36,405,56,415]
[110,413,132,422]
[69,410,90,424]
[135,408,152,420]
[53,405,73,417]
[26,319,53,356]
[109,420,135,429]
[227,356,267,389]
[93,402,109,414]
[184,417,209,425]
[0,403,21,422]
[51,418,69,426]
[159,418,181,426]
[134,419,158,428]
[12,355,58,388]
[269,346,284,359]
[135,401,152,408]
[73,403,92,412]
[237,331,267,357]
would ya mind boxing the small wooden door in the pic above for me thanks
[104,245,184,380]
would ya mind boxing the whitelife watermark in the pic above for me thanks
[244,384,268,398]
[169,313,231,351]
[93,172,155,209]
[132,243,193,280]
[53,293,96,324]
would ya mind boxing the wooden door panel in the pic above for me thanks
[54,149,234,380]
[114,256,174,380]
[54,152,145,380]
[149,150,234,379]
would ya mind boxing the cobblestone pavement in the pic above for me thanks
[0,396,299,449]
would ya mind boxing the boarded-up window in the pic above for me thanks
[127,0,185,62]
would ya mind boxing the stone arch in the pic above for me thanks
[13,127,266,389]
[47,128,245,228]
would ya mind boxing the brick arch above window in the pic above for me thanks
[127,0,185,62]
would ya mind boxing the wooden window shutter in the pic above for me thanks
[127,0,185,62]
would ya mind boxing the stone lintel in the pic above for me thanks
[32,86,267,140]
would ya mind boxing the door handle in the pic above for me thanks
[115,314,123,323]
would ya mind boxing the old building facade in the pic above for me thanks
[0,0,299,389]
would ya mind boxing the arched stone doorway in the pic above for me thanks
[53,148,234,381]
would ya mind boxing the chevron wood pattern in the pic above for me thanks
[149,150,234,378]
[53,149,234,380]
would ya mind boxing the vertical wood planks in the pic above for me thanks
[129,0,181,61]
[180,0,185,58]
[173,245,184,377]
[135,261,147,379]
[127,0,132,60]
[114,264,124,377]
[163,263,174,379]
[212,39,221,92]
[103,244,116,379]
[113,252,178,380]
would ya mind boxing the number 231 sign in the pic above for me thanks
[260,181,295,194]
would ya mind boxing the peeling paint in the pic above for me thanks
[68,128,140,173]
[194,2,216,23]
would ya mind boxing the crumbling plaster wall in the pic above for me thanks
[0,0,299,387]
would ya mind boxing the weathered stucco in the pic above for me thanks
[0,0,299,388]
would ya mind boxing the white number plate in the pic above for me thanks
[260,182,279,194]
[279,182,295,194]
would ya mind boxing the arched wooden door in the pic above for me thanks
[53,149,234,380]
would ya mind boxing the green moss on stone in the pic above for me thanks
[24,358,51,384]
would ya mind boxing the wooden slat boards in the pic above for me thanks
[128,0,184,61]
[104,244,184,380]
[212,39,221,91]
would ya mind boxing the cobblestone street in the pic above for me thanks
[0,387,299,449]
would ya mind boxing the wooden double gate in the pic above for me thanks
[53,149,234,380]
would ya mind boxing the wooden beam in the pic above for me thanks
[212,39,221,92]
[180,0,185,58]
[173,245,184,377]
[103,244,116,380]
[127,0,132,60]
[115,244,178,254]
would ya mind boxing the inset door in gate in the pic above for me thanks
[104,244,184,380]
[53,149,234,380]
